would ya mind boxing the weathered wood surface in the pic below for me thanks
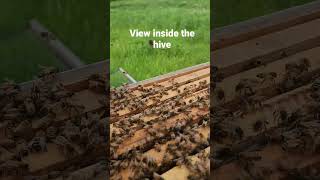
[212,2,320,179]
[212,0,320,49]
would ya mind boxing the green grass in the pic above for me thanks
[0,0,107,83]
[38,0,108,64]
[0,31,62,82]
[110,0,210,87]
[211,0,316,28]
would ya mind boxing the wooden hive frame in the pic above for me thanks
[3,1,320,179]
[110,62,210,180]
[212,1,320,179]
[0,60,109,179]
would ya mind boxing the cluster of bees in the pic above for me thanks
[275,81,320,154]
[182,148,210,180]
[213,58,311,112]
[228,95,320,179]
[111,79,208,118]
[211,57,320,179]
[110,78,210,180]
[0,67,108,179]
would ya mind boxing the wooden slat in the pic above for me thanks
[111,65,209,107]
[214,18,320,78]
[216,65,320,113]
[214,47,320,106]
[20,60,108,92]
[113,76,209,118]
[22,144,65,172]
[116,106,209,156]
[144,127,209,166]
[213,144,320,180]
[32,89,105,130]
[161,147,210,180]
[29,146,105,175]
[213,82,314,169]
[234,86,311,139]
[212,0,320,49]
[127,63,209,89]
[115,126,209,180]
[111,88,209,135]
[52,163,107,180]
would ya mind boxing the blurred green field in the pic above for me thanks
[110,0,210,87]
[0,0,107,83]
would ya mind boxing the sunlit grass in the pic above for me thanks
[111,0,210,87]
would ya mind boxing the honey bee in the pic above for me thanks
[284,58,310,81]
[37,65,58,80]
[256,72,277,85]
[235,78,259,97]
[252,119,268,132]
[213,87,225,104]
[15,139,29,158]
[190,133,202,144]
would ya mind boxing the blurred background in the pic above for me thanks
[211,0,315,29]
[0,0,316,84]
[0,0,107,83]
